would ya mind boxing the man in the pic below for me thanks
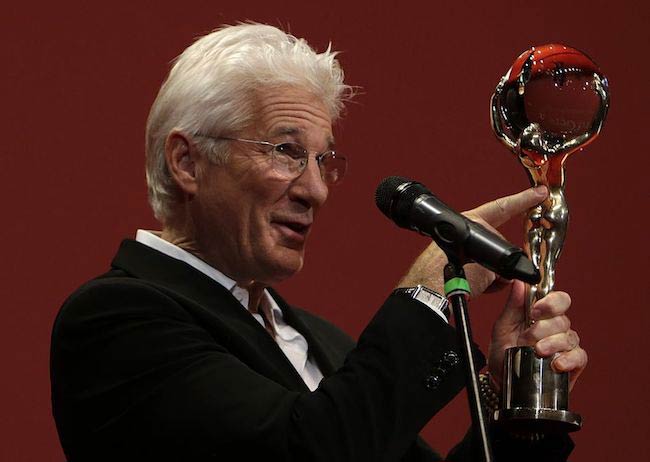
[51,23,587,461]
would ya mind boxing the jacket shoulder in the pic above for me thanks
[55,269,193,332]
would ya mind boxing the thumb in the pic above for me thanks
[488,279,527,389]
[496,279,527,329]
[465,186,547,228]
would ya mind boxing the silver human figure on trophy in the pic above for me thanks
[490,43,609,433]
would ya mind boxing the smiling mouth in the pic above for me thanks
[271,220,311,243]
[283,222,309,234]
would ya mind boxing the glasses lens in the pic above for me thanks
[319,152,347,184]
[273,143,308,176]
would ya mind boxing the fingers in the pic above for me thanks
[554,346,588,390]
[517,291,573,350]
[553,345,588,373]
[465,186,548,228]
[410,187,547,297]
[490,288,588,392]
[518,316,570,347]
[533,329,579,356]
[531,291,572,320]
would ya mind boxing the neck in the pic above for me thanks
[161,222,268,312]
[243,282,266,313]
[161,207,202,255]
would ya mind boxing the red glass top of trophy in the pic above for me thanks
[492,44,609,186]
[498,43,607,154]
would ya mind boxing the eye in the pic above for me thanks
[275,143,307,160]
[319,151,347,184]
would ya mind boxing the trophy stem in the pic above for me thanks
[523,181,568,326]
[495,176,581,433]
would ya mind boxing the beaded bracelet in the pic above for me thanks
[478,373,500,416]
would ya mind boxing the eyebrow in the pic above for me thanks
[271,126,336,150]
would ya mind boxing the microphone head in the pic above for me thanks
[375,176,430,228]
[375,176,411,218]
[511,254,542,284]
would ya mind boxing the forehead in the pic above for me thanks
[252,86,334,144]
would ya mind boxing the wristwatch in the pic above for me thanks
[393,285,450,320]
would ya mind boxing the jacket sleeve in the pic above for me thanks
[51,279,478,462]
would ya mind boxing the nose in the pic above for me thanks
[287,155,329,210]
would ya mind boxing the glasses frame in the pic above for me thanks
[193,134,347,185]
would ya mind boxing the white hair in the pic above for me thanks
[145,23,353,221]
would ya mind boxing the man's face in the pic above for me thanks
[192,86,333,285]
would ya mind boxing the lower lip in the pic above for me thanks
[272,223,308,245]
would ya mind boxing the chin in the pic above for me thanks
[262,250,304,284]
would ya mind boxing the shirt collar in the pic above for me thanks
[135,229,239,291]
[134,230,283,321]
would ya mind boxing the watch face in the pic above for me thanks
[394,286,448,317]
[419,289,443,308]
[410,286,449,319]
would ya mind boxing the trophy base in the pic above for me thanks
[495,346,582,434]
[494,408,582,434]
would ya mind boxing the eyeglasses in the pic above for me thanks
[194,134,347,185]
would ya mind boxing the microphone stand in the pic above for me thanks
[442,253,493,462]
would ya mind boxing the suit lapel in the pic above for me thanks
[268,289,339,377]
[111,240,309,391]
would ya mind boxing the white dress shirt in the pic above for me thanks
[135,230,324,391]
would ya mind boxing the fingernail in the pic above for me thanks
[530,308,542,320]
[554,356,567,370]
[536,339,549,355]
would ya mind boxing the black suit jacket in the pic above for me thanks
[51,240,571,461]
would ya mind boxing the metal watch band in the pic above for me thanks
[393,285,450,320]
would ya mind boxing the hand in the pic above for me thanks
[397,186,548,295]
[488,280,588,392]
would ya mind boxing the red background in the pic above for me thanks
[3,1,648,460]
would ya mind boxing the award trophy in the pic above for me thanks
[490,44,609,433]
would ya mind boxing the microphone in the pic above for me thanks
[375,176,540,284]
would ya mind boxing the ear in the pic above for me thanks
[165,130,199,197]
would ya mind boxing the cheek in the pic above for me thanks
[195,185,250,245]
[240,194,275,247]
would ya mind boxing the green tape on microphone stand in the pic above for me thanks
[444,277,471,297]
